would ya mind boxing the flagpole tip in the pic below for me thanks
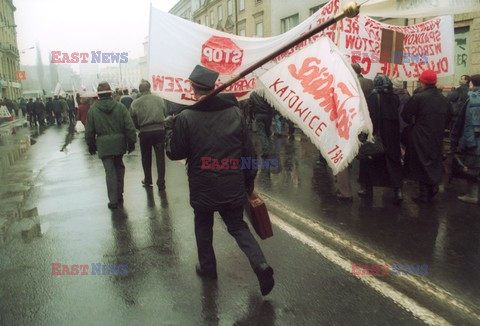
[344,2,360,18]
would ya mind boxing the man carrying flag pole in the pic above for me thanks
[165,2,365,296]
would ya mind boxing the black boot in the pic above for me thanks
[255,263,274,296]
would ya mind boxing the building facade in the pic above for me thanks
[0,0,20,99]
[170,0,193,21]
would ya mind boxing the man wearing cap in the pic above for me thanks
[402,70,451,203]
[85,81,137,209]
[131,80,168,191]
[165,65,275,296]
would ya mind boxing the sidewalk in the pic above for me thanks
[0,119,42,248]
[253,130,480,314]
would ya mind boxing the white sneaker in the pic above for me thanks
[457,195,479,204]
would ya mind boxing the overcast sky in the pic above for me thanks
[15,0,179,67]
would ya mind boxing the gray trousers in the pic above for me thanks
[101,155,125,205]
[194,205,267,274]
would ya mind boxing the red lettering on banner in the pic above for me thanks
[268,77,329,139]
[288,57,357,140]
[165,77,175,92]
[152,75,165,91]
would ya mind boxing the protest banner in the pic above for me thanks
[149,0,454,105]
[257,37,371,174]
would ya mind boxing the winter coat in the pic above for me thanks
[249,91,273,116]
[46,100,53,115]
[360,87,403,188]
[358,75,374,98]
[166,94,256,211]
[130,92,167,133]
[34,101,45,114]
[459,87,480,169]
[393,88,411,132]
[52,99,63,114]
[26,101,35,114]
[402,85,451,184]
[120,95,134,110]
[85,97,136,159]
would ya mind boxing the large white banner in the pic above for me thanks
[257,37,371,174]
[149,0,454,105]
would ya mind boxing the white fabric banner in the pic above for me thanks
[149,0,454,105]
[257,37,372,174]
[350,0,480,19]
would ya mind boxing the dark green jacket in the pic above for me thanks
[85,97,136,159]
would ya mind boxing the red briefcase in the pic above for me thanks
[245,192,273,240]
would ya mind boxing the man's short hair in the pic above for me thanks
[471,74,480,87]
[139,80,151,93]
[122,89,129,95]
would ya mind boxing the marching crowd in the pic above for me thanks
[7,61,478,296]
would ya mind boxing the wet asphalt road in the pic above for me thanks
[0,124,428,325]
[255,135,480,310]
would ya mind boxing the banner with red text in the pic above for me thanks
[149,0,454,104]
[257,37,372,174]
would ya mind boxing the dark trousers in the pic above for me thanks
[194,205,266,274]
[55,112,62,125]
[101,155,125,205]
[140,130,165,187]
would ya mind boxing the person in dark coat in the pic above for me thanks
[249,91,274,157]
[447,75,471,131]
[45,97,54,125]
[165,65,274,296]
[66,95,76,124]
[19,98,27,117]
[352,63,373,98]
[33,98,45,126]
[392,77,411,133]
[26,98,35,126]
[450,74,480,204]
[52,96,63,125]
[85,82,137,209]
[358,75,403,204]
[402,70,451,203]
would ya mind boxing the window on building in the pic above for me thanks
[210,10,214,26]
[228,0,233,16]
[281,14,299,33]
[239,29,246,36]
[256,22,263,37]
[239,0,245,11]
[205,14,208,26]
[218,5,223,21]
[310,4,324,15]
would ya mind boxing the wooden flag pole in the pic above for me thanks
[197,2,361,104]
